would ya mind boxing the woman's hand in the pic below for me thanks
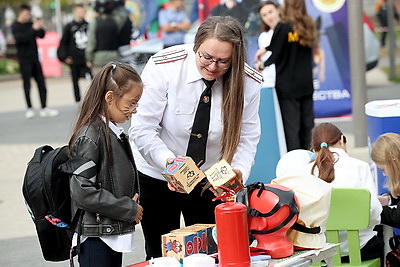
[132,193,143,223]
[232,168,243,184]
[165,158,179,191]
[254,48,267,62]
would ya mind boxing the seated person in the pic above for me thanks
[306,122,384,262]
[273,149,331,250]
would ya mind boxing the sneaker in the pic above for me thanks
[40,108,59,117]
[25,109,35,119]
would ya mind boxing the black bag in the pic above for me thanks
[22,145,90,262]
[386,235,400,267]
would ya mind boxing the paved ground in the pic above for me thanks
[0,53,399,266]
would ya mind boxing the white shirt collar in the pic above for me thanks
[101,116,124,139]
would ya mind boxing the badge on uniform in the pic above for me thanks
[202,96,210,104]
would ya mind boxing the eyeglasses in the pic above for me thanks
[197,52,231,69]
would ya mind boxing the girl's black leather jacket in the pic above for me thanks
[70,120,139,237]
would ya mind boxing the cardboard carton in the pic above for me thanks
[185,224,217,254]
[170,224,217,254]
[162,156,206,194]
[161,231,200,260]
[205,159,244,195]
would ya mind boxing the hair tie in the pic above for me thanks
[320,142,328,148]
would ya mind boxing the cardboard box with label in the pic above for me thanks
[171,224,217,254]
[161,156,206,194]
[205,159,244,195]
[161,231,199,260]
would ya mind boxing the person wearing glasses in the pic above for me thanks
[305,122,384,263]
[68,62,144,267]
[128,16,262,260]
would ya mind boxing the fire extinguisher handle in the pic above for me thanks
[212,186,236,202]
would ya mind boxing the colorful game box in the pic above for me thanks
[161,156,206,194]
[205,159,244,195]
[162,231,200,260]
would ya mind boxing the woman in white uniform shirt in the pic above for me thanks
[306,122,384,262]
[129,16,262,260]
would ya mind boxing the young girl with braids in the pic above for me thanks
[306,122,383,262]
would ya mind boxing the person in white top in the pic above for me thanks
[306,122,384,262]
[255,0,280,88]
[129,16,262,260]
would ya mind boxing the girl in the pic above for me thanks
[255,0,280,87]
[307,122,383,262]
[254,0,316,151]
[371,133,400,226]
[69,62,144,267]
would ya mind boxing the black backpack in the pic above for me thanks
[387,235,400,267]
[22,145,91,262]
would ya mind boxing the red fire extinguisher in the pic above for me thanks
[214,187,250,267]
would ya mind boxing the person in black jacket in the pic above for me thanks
[57,4,91,103]
[68,62,143,267]
[11,4,58,119]
[254,0,317,151]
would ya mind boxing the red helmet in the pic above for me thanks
[236,182,300,258]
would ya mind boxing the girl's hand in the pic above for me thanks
[254,48,267,62]
[378,194,391,206]
[132,193,143,223]
[255,60,265,71]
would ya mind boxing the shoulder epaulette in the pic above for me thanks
[153,49,188,64]
[244,63,263,84]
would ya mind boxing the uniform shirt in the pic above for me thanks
[305,147,382,256]
[129,43,261,183]
[158,7,189,47]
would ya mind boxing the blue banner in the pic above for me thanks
[306,0,352,118]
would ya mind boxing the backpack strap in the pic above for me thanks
[389,235,400,251]
[69,209,84,267]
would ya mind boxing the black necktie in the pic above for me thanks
[186,78,216,167]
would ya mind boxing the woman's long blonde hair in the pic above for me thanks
[281,0,317,48]
[371,133,400,197]
[193,16,246,163]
